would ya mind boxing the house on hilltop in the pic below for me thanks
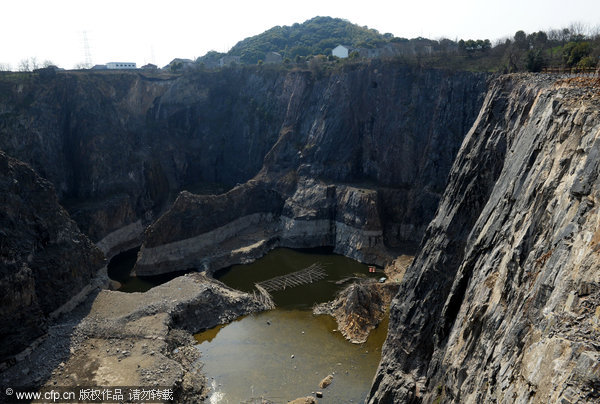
[106,62,137,69]
[219,55,241,67]
[265,51,282,64]
[332,45,352,58]
[166,58,195,71]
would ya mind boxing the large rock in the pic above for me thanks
[0,151,105,362]
[314,280,397,344]
[369,75,600,403]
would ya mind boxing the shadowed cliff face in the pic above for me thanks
[0,70,289,256]
[0,65,488,262]
[369,75,600,403]
[130,64,488,274]
[0,151,105,362]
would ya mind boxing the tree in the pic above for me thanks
[18,59,30,72]
[526,50,545,72]
[527,31,548,49]
[563,41,591,67]
[577,56,597,69]
[514,30,528,49]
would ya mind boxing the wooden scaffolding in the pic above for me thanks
[255,262,327,293]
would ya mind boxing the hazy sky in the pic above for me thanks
[2,0,599,69]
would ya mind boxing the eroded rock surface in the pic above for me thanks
[369,75,600,403]
[314,280,397,344]
[0,151,105,363]
[131,64,488,275]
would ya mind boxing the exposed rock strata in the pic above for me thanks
[314,279,397,344]
[131,65,487,275]
[0,69,289,256]
[135,177,392,275]
[369,75,600,403]
[0,65,487,259]
[0,151,105,362]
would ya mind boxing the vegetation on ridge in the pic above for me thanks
[225,16,390,64]
[195,18,600,73]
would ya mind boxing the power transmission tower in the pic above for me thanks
[82,31,93,68]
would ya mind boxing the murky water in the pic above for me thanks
[107,247,191,293]
[196,248,387,403]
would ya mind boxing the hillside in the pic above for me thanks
[194,17,600,74]
[224,16,391,64]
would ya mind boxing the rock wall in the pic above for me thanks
[369,75,600,403]
[134,177,390,275]
[0,151,105,362]
[0,65,487,261]
[131,64,488,275]
[0,69,289,258]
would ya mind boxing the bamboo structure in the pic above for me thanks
[253,283,275,310]
[256,263,327,292]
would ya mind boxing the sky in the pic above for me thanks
[2,0,599,70]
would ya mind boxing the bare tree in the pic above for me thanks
[29,57,39,70]
[18,59,30,72]
[17,57,44,72]
[568,22,589,40]
[589,25,600,40]
[0,63,11,71]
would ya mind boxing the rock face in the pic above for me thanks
[314,280,397,344]
[131,64,488,275]
[369,76,600,403]
[0,70,289,258]
[0,65,487,263]
[0,151,105,362]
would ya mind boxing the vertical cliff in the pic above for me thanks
[370,75,600,403]
[0,65,487,264]
[0,69,289,258]
[132,64,488,275]
[0,151,105,362]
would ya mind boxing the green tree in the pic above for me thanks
[514,30,528,49]
[563,41,591,67]
[526,50,545,72]
[577,55,597,69]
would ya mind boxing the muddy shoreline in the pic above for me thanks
[0,273,271,403]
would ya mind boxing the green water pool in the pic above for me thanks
[196,247,388,403]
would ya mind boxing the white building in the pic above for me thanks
[219,56,241,67]
[106,62,137,69]
[332,45,351,58]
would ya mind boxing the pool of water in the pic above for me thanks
[196,247,387,403]
[107,247,191,293]
[214,247,380,309]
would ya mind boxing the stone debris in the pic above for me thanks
[318,374,333,389]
